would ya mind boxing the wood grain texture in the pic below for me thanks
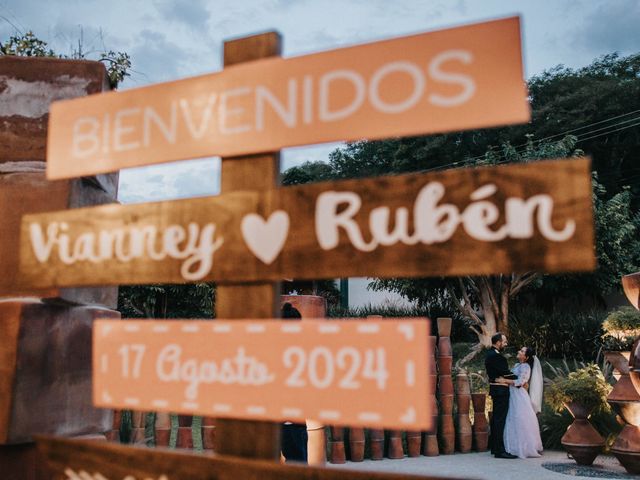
[214,31,282,461]
[19,158,595,290]
[36,436,458,480]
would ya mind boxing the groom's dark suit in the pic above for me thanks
[485,347,516,456]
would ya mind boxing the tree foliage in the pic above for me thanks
[1,30,131,88]
[283,52,640,348]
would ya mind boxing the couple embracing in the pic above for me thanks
[485,333,543,459]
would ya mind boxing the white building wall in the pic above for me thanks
[347,277,415,309]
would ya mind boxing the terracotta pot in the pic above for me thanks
[422,434,439,456]
[471,393,487,413]
[281,294,327,319]
[611,425,640,474]
[202,426,215,450]
[329,441,346,464]
[455,373,471,395]
[155,412,171,429]
[202,416,216,426]
[631,338,640,394]
[306,420,326,466]
[131,411,145,428]
[349,428,365,462]
[438,337,452,357]
[439,394,454,414]
[112,410,122,430]
[437,317,452,337]
[561,402,604,465]
[388,430,404,459]
[439,375,454,395]
[105,430,120,442]
[155,428,170,447]
[457,415,472,453]
[438,357,453,376]
[329,426,345,464]
[407,431,422,457]
[370,429,384,460]
[622,272,640,310]
[612,401,640,426]
[473,431,489,452]
[440,416,455,436]
[176,426,193,449]
[429,336,438,374]
[457,395,471,415]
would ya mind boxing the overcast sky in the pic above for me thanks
[2,0,638,203]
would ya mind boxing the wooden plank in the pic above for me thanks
[36,435,460,480]
[93,318,431,430]
[45,17,529,180]
[19,158,595,289]
[213,31,282,460]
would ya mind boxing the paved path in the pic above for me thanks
[327,451,638,479]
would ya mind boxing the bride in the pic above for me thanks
[497,346,544,459]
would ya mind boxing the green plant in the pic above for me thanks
[600,334,636,352]
[603,307,640,338]
[509,306,604,360]
[545,363,612,414]
[469,371,489,394]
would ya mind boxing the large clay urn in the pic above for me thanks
[561,401,605,465]
[281,295,327,319]
[623,273,640,310]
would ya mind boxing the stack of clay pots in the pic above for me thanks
[607,349,640,473]
[329,427,346,463]
[455,373,472,453]
[202,417,216,450]
[387,430,404,459]
[422,335,439,456]
[437,317,455,454]
[349,428,366,461]
[105,410,121,442]
[471,393,489,451]
[155,413,171,447]
[369,429,385,460]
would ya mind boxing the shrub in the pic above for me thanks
[508,307,604,359]
[603,307,640,335]
[545,363,611,414]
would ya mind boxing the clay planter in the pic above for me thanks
[457,395,471,415]
[471,393,489,453]
[155,428,170,447]
[429,337,438,374]
[439,394,454,415]
[438,357,453,376]
[457,415,473,453]
[105,430,120,442]
[623,272,640,310]
[439,416,455,455]
[422,433,439,456]
[439,375,454,396]
[349,428,365,462]
[329,427,346,464]
[437,317,452,337]
[176,426,193,449]
[438,337,453,357]
[388,430,404,459]
[177,415,192,427]
[631,338,640,394]
[561,401,605,465]
[202,426,216,450]
[370,429,385,460]
[281,295,327,319]
[456,374,471,395]
[407,431,422,457]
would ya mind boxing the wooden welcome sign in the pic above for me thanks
[93,318,430,430]
[37,436,453,480]
[45,16,528,179]
[19,158,595,288]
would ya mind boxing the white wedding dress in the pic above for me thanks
[503,362,543,458]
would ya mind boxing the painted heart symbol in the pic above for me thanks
[241,211,290,265]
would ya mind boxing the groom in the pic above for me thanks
[485,332,518,459]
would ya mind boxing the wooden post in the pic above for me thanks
[212,31,283,461]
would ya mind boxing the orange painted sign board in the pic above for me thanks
[93,318,432,429]
[47,17,528,179]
